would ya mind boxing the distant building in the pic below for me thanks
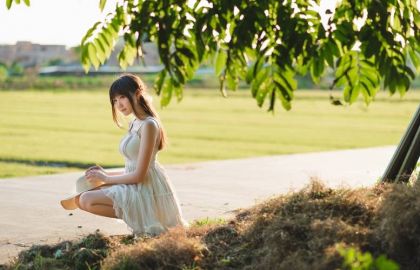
[38,40,163,76]
[106,40,161,66]
[0,39,160,67]
[0,41,73,67]
[0,39,162,75]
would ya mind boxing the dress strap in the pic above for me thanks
[128,119,135,132]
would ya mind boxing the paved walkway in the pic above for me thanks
[0,146,396,264]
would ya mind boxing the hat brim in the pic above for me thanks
[60,196,78,210]
[60,183,108,210]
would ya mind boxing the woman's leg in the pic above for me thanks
[77,189,118,218]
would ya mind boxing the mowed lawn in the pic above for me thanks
[0,88,418,178]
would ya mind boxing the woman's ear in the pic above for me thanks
[135,89,141,99]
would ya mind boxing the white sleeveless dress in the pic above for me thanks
[102,116,187,235]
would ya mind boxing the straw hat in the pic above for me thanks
[60,175,107,210]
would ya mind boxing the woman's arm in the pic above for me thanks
[86,120,159,185]
[85,166,123,176]
[106,170,124,176]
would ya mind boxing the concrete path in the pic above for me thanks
[0,146,396,264]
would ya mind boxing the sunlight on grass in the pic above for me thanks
[0,161,79,178]
[190,217,227,227]
[0,88,418,178]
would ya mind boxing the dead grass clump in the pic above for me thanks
[376,181,420,268]
[102,227,207,270]
[223,180,382,269]
[6,232,111,270]
[198,223,247,269]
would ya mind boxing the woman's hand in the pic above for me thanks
[85,169,108,187]
[85,165,105,175]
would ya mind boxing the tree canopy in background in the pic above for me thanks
[5,0,420,111]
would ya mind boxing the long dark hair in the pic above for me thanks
[109,73,166,150]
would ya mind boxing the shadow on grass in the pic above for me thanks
[0,158,122,170]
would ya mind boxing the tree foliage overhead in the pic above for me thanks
[5,0,420,111]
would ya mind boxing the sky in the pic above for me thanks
[0,0,117,47]
[0,0,340,48]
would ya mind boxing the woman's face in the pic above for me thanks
[112,95,133,116]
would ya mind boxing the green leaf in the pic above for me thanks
[328,39,340,56]
[160,79,173,107]
[360,81,374,104]
[104,25,117,40]
[81,22,101,45]
[154,69,167,95]
[87,43,100,70]
[344,248,356,264]
[226,70,238,90]
[276,88,292,111]
[295,56,309,75]
[99,32,112,56]
[402,65,416,80]
[311,56,324,83]
[365,37,380,59]
[268,86,276,112]
[252,57,264,77]
[23,0,29,6]
[360,62,379,88]
[349,84,361,104]
[97,35,109,54]
[99,31,111,47]
[93,39,106,64]
[251,67,269,98]
[215,49,227,76]
[255,82,271,107]
[173,54,185,68]
[396,74,409,96]
[99,0,107,11]
[174,84,183,102]
[274,68,296,98]
[374,255,400,270]
[118,50,127,70]
[323,43,334,67]
[178,47,196,60]
[245,64,254,84]
[6,0,12,9]
[81,46,91,73]
[172,65,186,84]
[343,85,352,103]
[333,29,348,44]
[121,43,137,68]
[110,19,121,35]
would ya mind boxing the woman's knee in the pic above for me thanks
[78,192,93,210]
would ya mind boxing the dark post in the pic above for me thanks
[381,105,420,183]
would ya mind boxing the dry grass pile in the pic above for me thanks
[5,232,112,270]
[5,179,420,269]
[102,229,207,270]
[376,181,420,268]
[196,180,387,269]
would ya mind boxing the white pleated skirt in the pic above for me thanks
[102,162,187,235]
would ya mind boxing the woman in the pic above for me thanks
[76,73,187,236]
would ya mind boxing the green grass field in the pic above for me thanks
[0,88,419,178]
